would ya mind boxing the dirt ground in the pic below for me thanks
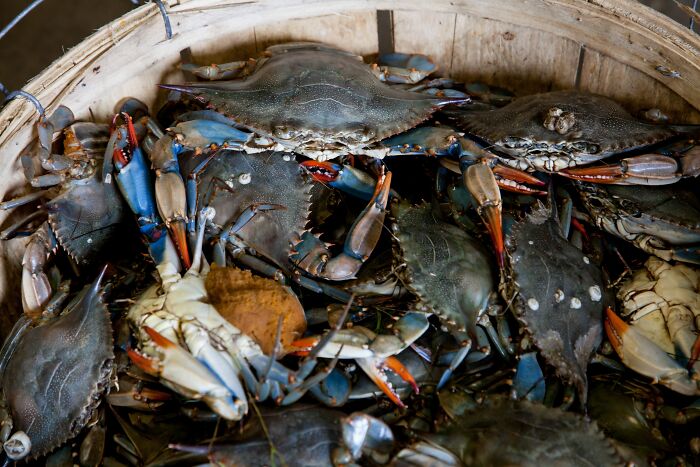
[0,0,696,92]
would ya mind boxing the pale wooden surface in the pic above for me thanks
[450,14,582,96]
[392,10,457,75]
[0,0,699,326]
[578,47,700,122]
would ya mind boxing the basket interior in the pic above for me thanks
[0,0,698,331]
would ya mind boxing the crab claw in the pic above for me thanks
[290,312,428,407]
[112,119,181,268]
[559,154,682,186]
[293,171,392,280]
[492,164,547,196]
[463,162,504,268]
[291,334,418,408]
[151,135,191,269]
[300,160,377,201]
[354,356,418,408]
[128,326,245,420]
[604,307,699,396]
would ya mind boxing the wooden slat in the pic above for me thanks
[392,10,457,76]
[254,11,378,56]
[450,13,581,95]
[578,48,700,123]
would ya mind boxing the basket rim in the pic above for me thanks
[1,0,699,162]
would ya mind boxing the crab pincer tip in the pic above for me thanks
[603,307,626,355]
[300,160,341,183]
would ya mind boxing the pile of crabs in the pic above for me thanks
[0,42,699,466]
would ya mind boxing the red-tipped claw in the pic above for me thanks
[464,162,504,268]
[127,347,159,375]
[300,160,341,183]
[492,164,547,196]
[605,307,700,396]
[559,154,682,186]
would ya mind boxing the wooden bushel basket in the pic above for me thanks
[0,0,699,334]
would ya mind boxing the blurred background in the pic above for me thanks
[0,0,698,91]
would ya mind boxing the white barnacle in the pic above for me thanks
[588,285,602,302]
[87,238,93,244]
[527,298,539,311]
[554,289,565,303]
[528,240,534,245]
[282,154,292,161]
[238,173,252,185]
[582,256,590,264]
[570,297,582,309]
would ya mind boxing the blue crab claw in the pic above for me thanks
[463,162,504,268]
[170,119,254,150]
[290,312,429,408]
[150,135,191,269]
[300,160,377,201]
[559,154,689,185]
[112,115,180,268]
[127,326,245,420]
[293,171,392,280]
[604,307,700,396]
[513,352,546,402]
[384,126,465,158]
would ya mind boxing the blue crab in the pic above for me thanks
[0,269,113,461]
[390,201,499,387]
[159,42,466,161]
[0,106,129,317]
[577,183,700,265]
[501,200,613,403]
[120,104,393,286]
[443,90,700,268]
[392,396,623,466]
[449,90,700,181]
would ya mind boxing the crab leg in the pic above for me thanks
[437,147,546,198]
[372,52,437,84]
[290,312,429,407]
[18,223,56,318]
[559,154,684,185]
[293,170,392,281]
[604,307,699,396]
[32,106,75,183]
[180,59,257,81]
[150,134,191,268]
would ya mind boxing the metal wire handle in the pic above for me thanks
[0,0,172,43]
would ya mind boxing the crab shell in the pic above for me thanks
[1,274,114,459]
[429,396,623,466]
[450,90,681,172]
[181,150,312,273]
[163,43,459,160]
[505,203,612,403]
[47,172,128,266]
[391,202,494,341]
